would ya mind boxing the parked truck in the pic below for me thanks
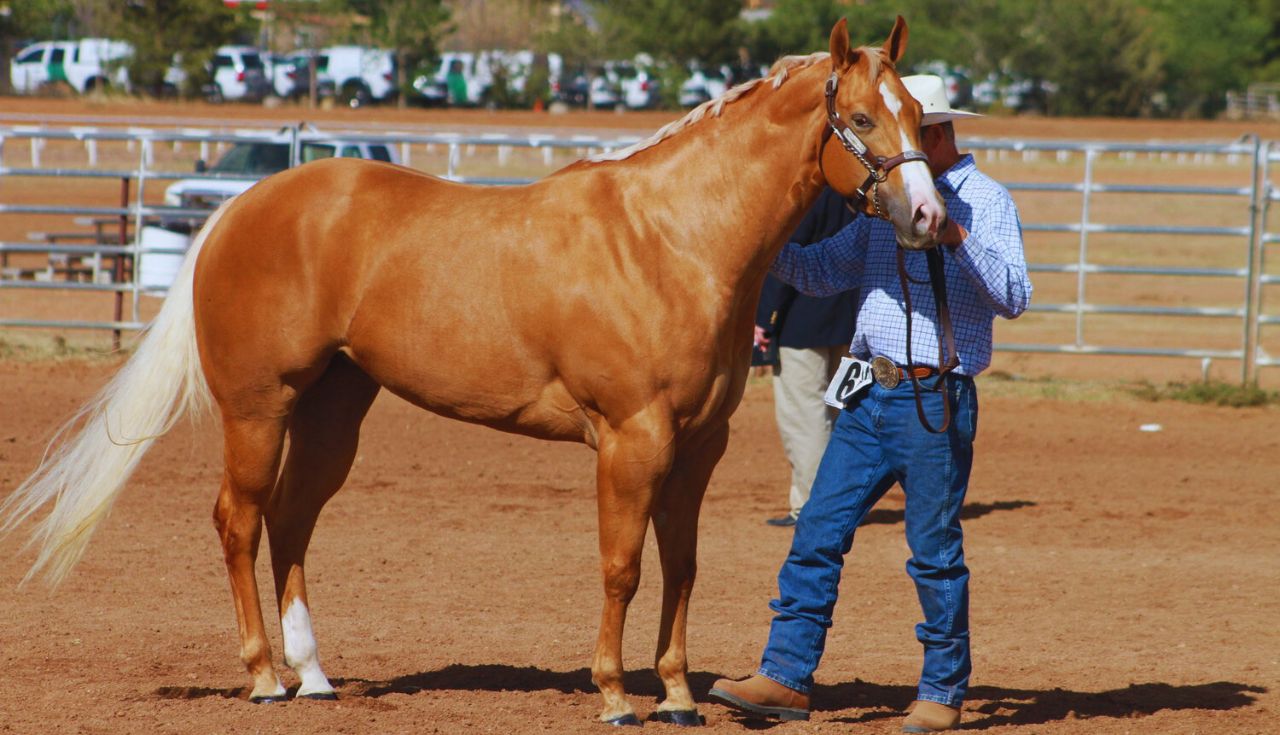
[9,38,132,95]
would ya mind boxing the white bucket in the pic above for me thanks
[138,226,192,291]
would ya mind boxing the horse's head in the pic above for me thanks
[820,16,947,251]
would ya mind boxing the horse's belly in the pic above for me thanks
[354,352,591,443]
[341,270,589,443]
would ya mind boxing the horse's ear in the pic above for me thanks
[829,17,852,70]
[883,15,909,63]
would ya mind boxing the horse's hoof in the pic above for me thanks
[605,713,643,727]
[297,691,338,701]
[650,710,705,726]
[249,695,287,704]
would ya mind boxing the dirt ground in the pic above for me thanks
[0,357,1276,734]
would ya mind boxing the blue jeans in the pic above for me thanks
[757,374,977,708]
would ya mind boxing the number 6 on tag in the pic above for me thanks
[823,356,873,409]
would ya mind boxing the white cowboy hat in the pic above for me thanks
[901,74,982,126]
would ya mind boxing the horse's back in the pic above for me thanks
[193,158,597,440]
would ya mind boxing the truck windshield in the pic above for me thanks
[301,143,336,162]
[210,143,291,174]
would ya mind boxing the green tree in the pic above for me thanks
[759,0,1160,117]
[752,0,850,58]
[67,0,118,37]
[327,0,452,108]
[0,0,72,94]
[1258,0,1280,80]
[538,10,605,72]
[1032,0,1164,116]
[591,0,742,65]
[113,0,249,98]
[1148,0,1273,117]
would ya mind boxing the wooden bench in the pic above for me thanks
[26,227,132,283]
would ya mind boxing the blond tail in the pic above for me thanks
[0,201,234,585]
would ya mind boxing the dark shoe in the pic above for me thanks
[765,513,798,527]
[708,675,809,721]
[902,700,961,732]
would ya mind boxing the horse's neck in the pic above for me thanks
[626,65,832,296]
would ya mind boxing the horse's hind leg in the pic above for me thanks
[214,414,289,702]
[649,424,729,726]
[266,355,380,699]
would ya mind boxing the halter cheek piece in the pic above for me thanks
[820,72,930,218]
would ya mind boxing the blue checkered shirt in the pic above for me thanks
[771,154,1032,376]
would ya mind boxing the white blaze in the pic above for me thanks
[282,599,335,697]
[880,81,940,228]
[880,81,904,118]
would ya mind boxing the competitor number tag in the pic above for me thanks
[823,356,874,409]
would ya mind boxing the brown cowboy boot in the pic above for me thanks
[708,675,810,721]
[902,700,961,732]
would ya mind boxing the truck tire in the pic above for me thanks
[340,80,371,108]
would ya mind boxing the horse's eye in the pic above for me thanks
[852,114,873,129]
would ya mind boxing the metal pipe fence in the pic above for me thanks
[1,122,1277,382]
[1254,140,1280,375]
[960,136,1264,383]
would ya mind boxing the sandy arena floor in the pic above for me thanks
[0,358,1276,734]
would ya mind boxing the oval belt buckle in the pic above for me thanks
[871,355,899,389]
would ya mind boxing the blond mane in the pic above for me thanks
[587,52,831,163]
[587,46,890,164]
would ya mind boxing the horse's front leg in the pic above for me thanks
[650,423,729,727]
[591,410,676,725]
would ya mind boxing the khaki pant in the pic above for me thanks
[772,345,846,517]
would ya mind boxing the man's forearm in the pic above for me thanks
[949,220,1032,318]
[770,224,867,297]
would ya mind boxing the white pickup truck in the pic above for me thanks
[139,136,398,289]
[161,136,399,233]
[9,38,132,94]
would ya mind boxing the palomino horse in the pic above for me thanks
[2,18,945,726]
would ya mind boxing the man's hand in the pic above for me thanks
[753,325,771,351]
[940,220,968,248]
[751,325,773,377]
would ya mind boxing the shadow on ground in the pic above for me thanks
[155,664,1264,730]
[862,499,1036,526]
[814,678,1264,729]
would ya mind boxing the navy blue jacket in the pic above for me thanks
[755,188,858,354]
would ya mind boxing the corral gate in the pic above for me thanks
[0,124,1276,383]
[1254,140,1280,378]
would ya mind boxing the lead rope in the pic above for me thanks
[897,246,961,433]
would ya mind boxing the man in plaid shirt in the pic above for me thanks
[711,75,1032,733]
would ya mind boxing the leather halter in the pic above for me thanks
[898,246,962,434]
[820,72,930,218]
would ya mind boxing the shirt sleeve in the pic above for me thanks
[950,190,1032,319]
[770,217,870,298]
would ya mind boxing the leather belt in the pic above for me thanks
[870,356,937,390]
[896,365,937,381]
